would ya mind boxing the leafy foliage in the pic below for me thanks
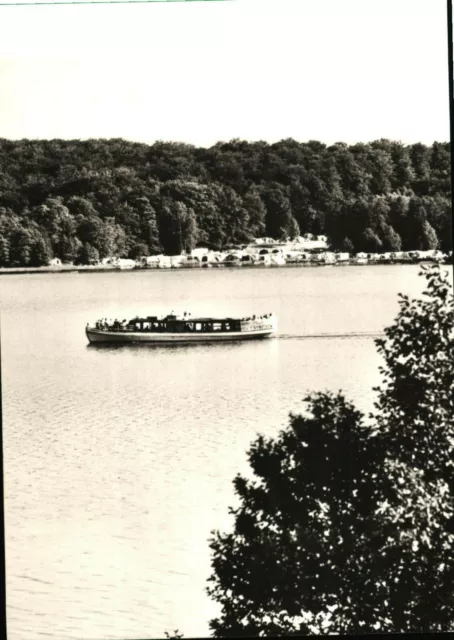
[374,265,454,482]
[0,138,450,266]
[208,265,454,635]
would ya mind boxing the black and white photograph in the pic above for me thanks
[0,0,453,638]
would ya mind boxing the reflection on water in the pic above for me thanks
[85,338,274,353]
[1,265,437,640]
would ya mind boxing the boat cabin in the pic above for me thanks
[125,315,242,333]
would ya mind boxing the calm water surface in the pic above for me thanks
[1,266,431,640]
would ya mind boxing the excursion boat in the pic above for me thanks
[86,312,277,344]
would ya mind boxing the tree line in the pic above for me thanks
[0,138,451,267]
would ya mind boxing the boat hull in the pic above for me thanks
[86,327,275,344]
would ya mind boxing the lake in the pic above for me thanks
[1,265,433,640]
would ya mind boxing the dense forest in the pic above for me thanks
[0,138,451,267]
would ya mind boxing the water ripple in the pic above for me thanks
[1,266,430,640]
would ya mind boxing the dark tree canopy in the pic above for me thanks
[0,138,450,266]
[208,265,454,636]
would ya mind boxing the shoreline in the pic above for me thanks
[0,261,448,276]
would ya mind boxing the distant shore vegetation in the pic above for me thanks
[0,138,451,268]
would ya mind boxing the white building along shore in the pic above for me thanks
[99,235,451,271]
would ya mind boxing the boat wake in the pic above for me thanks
[278,331,384,340]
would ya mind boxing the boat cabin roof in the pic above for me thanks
[186,317,235,322]
[132,315,238,323]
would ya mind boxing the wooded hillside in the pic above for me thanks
[0,138,451,266]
